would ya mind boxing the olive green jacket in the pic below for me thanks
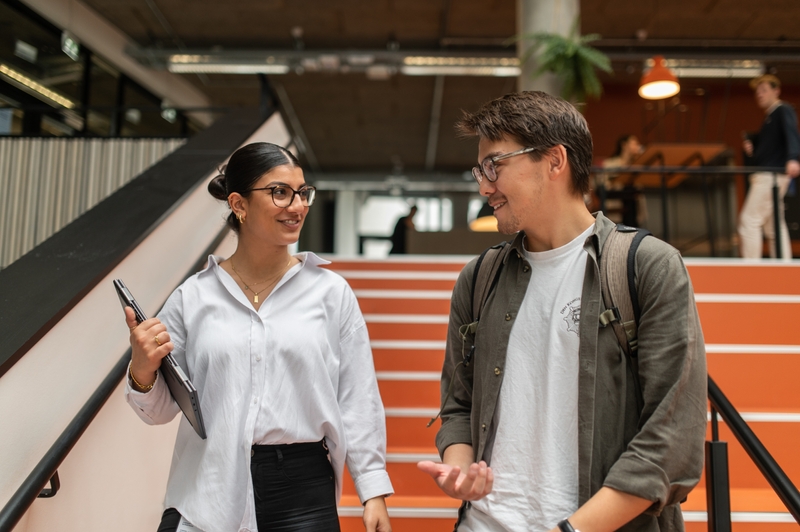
[435,213,708,531]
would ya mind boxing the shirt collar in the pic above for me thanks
[767,100,783,115]
[205,251,330,270]
[508,211,611,262]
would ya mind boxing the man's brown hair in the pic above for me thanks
[750,74,781,90]
[456,91,593,195]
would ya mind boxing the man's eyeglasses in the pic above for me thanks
[471,146,540,184]
[250,185,317,208]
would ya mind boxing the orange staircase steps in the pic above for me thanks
[323,257,800,530]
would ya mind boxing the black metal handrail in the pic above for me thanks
[591,164,791,256]
[591,164,786,175]
[0,353,131,532]
[707,376,800,523]
[0,228,229,532]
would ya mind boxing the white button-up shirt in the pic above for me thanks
[126,253,393,532]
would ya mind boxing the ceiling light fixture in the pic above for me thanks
[136,50,523,77]
[403,57,520,67]
[167,54,290,74]
[167,63,290,74]
[638,55,680,100]
[401,65,520,77]
[663,59,764,79]
[0,63,76,108]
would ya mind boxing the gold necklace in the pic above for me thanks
[231,258,292,303]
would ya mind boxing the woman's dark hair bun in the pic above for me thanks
[207,171,228,200]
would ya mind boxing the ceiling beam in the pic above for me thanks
[272,82,320,172]
[126,48,521,76]
[594,39,800,62]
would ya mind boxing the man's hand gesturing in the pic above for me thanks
[417,460,494,501]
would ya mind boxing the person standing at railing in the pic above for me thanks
[599,134,647,228]
[739,74,800,260]
[418,91,707,532]
[389,205,417,254]
[123,142,393,532]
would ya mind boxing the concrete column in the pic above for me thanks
[517,0,580,95]
[334,190,359,256]
[447,192,472,230]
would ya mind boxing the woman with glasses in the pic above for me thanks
[123,142,393,532]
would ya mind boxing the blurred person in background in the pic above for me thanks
[599,134,646,227]
[389,205,417,254]
[740,74,800,260]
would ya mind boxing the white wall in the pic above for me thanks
[2,113,290,532]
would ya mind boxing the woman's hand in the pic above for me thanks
[363,496,391,532]
[125,306,173,391]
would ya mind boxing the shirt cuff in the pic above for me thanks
[353,470,394,504]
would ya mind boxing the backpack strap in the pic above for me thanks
[598,224,650,414]
[598,225,650,357]
[472,241,511,322]
[427,240,511,428]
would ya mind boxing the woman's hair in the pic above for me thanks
[208,142,301,232]
[611,134,634,157]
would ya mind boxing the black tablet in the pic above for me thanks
[113,279,207,440]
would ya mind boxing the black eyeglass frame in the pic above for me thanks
[249,185,317,208]
[472,146,541,184]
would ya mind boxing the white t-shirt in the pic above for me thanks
[461,225,593,532]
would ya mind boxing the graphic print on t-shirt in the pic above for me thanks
[560,297,581,336]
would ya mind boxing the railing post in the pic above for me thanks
[37,472,60,498]
[772,172,783,259]
[705,407,732,532]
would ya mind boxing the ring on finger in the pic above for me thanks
[154,333,162,346]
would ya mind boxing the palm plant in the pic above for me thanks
[516,19,612,103]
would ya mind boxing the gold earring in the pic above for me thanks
[237,213,245,224]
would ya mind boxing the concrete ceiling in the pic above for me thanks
[80,0,800,173]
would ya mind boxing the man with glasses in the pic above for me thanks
[418,91,707,532]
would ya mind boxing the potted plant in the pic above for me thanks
[516,18,612,103]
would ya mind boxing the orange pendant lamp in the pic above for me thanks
[639,55,680,99]
[469,201,498,232]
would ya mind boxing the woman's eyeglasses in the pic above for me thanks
[250,185,317,207]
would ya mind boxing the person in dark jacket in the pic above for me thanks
[739,74,800,260]
[389,205,417,254]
